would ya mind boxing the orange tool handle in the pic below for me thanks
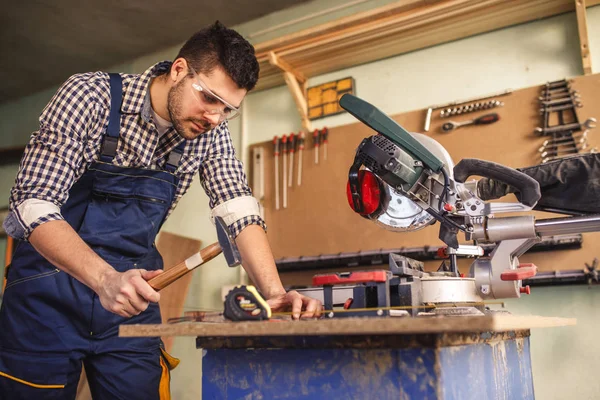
[281,134,288,153]
[288,133,296,153]
[321,127,329,143]
[273,136,280,155]
[298,132,305,150]
[148,242,222,290]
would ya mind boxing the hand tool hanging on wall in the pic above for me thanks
[297,132,305,186]
[313,129,320,164]
[288,133,295,187]
[424,89,512,131]
[440,100,504,118]
[535,79,597,163]
[321,127,329,161]
[441,113,500,133]
[538,131,587,152]
[252,147,264,202]
[273,136,280,210]
[281,135,288,208]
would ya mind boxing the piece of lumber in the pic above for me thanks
[155,231,202,351]
[120,315,576,338]
[575,0,593,75]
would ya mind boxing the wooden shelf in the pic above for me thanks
[253,0,600,92]
[119,315,576,338]
[0,147,24,166]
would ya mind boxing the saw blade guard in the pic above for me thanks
[367,132,457,232]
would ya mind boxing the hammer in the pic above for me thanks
[148,216,241,290]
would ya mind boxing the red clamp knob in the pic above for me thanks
[443,203,455,212]
[520,285,531,295]
[437,247,448,259]
[500,263,537,281]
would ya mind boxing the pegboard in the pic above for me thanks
[249,74,600,274]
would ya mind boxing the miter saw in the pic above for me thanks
[299,94,600,317]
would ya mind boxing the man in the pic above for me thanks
[0,21,322,399]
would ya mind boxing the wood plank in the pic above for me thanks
[283,72,312,132]
[267,51,306,83]
[254,0,432,54]
[155,231,202,351]
[120,315,576,338]
[575,0,593,75]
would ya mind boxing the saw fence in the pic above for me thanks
[248,73,600,280]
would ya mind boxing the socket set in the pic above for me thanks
[440,100,504,118]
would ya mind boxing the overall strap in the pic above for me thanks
[164,140,186,173]
[100,73,123,162]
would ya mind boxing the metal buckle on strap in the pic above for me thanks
[100,136,118,158]
[166,151,183,169]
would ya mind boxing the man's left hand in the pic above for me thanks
[266,290,323,320]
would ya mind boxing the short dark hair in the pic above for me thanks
[175,21,260,91]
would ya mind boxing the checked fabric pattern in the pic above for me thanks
[5,61,264,240]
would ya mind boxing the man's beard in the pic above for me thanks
[167,78,212,140]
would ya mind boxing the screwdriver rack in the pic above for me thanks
[535,79,597,163]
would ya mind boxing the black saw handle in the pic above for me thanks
[454,158,541,207]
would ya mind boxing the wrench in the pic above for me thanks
[539,103,582,113]
[534,118,596,135]
[540,143,589,158]
[441,113,500,132]
[542,148,597,163]
[539,133,588,152]
[540,131,588,148]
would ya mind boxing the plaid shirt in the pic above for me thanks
[4,61,265,241]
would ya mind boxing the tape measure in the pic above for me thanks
[223,285,272,321]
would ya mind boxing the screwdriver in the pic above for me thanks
[297,132,305,186]
[273,136,280,210]
[313,129,320,164]
[441,113,500,132]
[321,127,329,161]
[288,133,295,187]
[281,134,288,208]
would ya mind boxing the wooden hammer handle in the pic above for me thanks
[148,242,223,291]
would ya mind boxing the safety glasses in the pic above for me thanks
[189,67,240,121]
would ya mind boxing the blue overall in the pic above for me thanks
[0,74,182,400]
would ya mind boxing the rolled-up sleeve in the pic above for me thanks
[198,122,266,238]
[3,73,97,240]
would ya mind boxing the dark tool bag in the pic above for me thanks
[476,153,600,215]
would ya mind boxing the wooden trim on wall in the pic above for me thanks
[575,0,593,75]
[0,147,24,166]
[252,0,600,92]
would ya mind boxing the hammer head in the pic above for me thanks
[215,216,242,268]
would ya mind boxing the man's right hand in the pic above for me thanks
[96,268,163,318]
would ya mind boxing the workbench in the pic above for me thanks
[120,315,574,399]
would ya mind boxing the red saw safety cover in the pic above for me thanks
[346,170,381,215]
